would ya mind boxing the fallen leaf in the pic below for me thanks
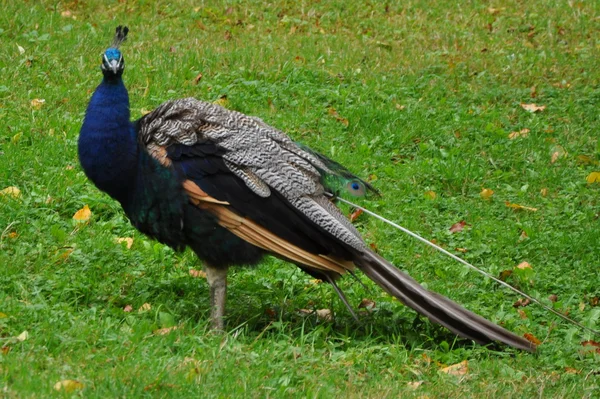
[551,145,567,163]
[581,340,600,354]
[508,128,530,139]
[193,72,203,84]
[548,294,558,303]
[517,309,527,319]
[424,190,437,200]
[224,30,232,41]
[591,297,599,306]
[308,279,322,285]
[358,298,376,311]
[154,326,178,336]
[189,269,206,278]
[586,172,600,184]
[440,360,468,376]
[395,103,406,110]
[455,247,467,253]
[517,261,532,270]
[8,232,18,239]
[513,298,531,308]
[349,208,363,222]
[407,381,424,389]
[520,103,546,113]
[487,7,505,14]
[17,44,25,54]
[479,188,494,200]
[565,367,581,374]
[73,205,92,222]
[30,98,45,109]
[213,95,229,108]
[0,186,21,198]
[138,303,151,313]
[16,331,28,342]
[540,188,548,197]
[115,237,133,249]
[316,309,333,321]
[1,346,9,355]
[519,230,528,241]
[524,333,541,345]
[449,220,468,234]
[369,242,379,252]
[499,270,513,281]
[530,86,537,98]
[327,107,349,127]
[54,380,84,392]
[123,305,133,312]
[505,202,538,212]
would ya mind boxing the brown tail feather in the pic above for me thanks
[354,250,535,352]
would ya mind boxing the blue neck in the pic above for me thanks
[79,76,138,203]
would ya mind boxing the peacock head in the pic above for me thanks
[101,26,128,78]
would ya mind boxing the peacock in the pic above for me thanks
[78,26,534,351]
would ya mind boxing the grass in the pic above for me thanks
[1,0,599,397]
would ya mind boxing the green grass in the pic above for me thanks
[1,0,600,397]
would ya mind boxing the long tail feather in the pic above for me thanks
[354,250,535,351]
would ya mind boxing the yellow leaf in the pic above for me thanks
[16,331,29,342]
[505,202,538,212]
[316,309,333,321]
[0,186,21,198]
[440,360,468,376]
[138,303,151,313]
[407,381,424,389]
[116,237,133,249]
[508,128,529,139]
[154,326,178,336]
[213,95,229,108]
[54,380,84,392]
[586,172,600,184]
[517,261,532,270]
[540,188,548,197]
[520,103,546,113]
[73,205,92,222]
[479,188,494,199]
[424,190,437,200]
[30,98,45,109]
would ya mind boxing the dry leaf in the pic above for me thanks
[16,331,28,342]
[517,261,532,270]
[455,247,467,253]
[520,103,546,113]
[551,145,567,163]
[407,381,424,389]
[505,202,538,212]
[565,367,581,374]
[517,309,527,319]
[0,186,21,198]
[350,208,363,222]
[424,190,437,200]
[73,205,92,222]
[586,172,600,184]
[540,188,548,197]
[154,326,178,336]
[548,294,558,303]
[123,305,133,312]
[30,98,45,109]
[316,309,333,321]
[115,237,133,249]
[440,360,468,376]
[138,303,151,313]
[358,298,376,311]
[54,380,84,392]
[327,107,349,127]
[193,72,203,85]
[449,220,468,234]
[189,269,206,278]
[519,230,528,241]
[513,298,531,308]
[487,7,504,15]
[213,95,229,108]
[480,188,494,200]
[8,232,18,239]
[1,346,10,355]
[508,128,530,139]
[524,333,541,345]
[499,269,513,281]
[308,279,322,285]
[581,340,600,354]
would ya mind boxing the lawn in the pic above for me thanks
[1,0,599,397]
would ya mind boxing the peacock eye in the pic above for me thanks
[351,182,360,190]
[346,180,365,196]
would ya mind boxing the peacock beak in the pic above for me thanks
[108,59,119,74]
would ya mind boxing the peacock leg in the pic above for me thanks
[204,264,228,331]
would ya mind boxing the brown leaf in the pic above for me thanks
[424,190,437,200]
[31,98,45,109]
[516,261,532,270]
[224,30,232,41]
[565,367,581,374]
[369,242,379,252]
[189,269,206,278]
[123,305,133,312]
[508,128,530,139]
[590,297,599,307]
[519,230,528,241]
[449,220,468,234]
[523,333,541,345]
[505,202,538,212]
[548,294,558,303]
[154,326,178,336]
[327,107,349,127]
[193,72,203,85]
[520,103,546,113]
[530,86,537,98]
[1,346,10,355]
[581,340,600,354]
[499,269,513,281]
[407,381,424,389]
[73,205,92,222]
[358,298,376,311]
[440,360,468,376]
[349,208,363,222]
[513,298,531,308]
[540,188,548,197]
[138,303,151,313]
[455,247,467,253]
[517,309,527,319]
